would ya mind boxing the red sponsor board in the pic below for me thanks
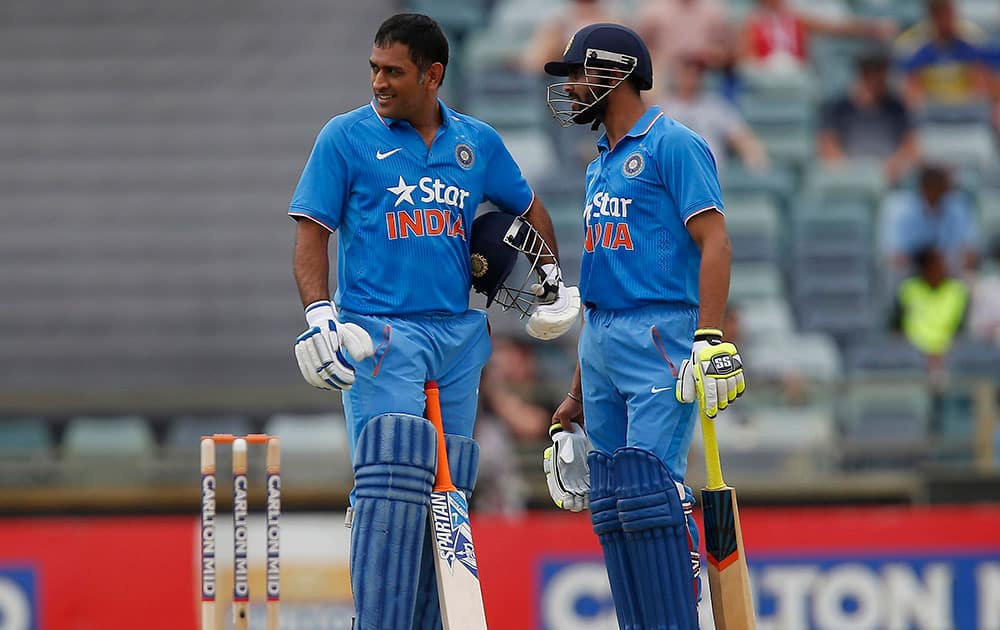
[0,506,998,629]
[0,517,196,630]
[474,505,1000,629]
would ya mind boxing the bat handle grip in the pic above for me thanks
[700,408,727,491]
[425,381,457,492]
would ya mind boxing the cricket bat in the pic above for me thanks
[700,408,756,630]
[424,381,489,629]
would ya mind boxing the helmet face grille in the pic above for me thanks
[546,48,637,128]
[469,213,558,316]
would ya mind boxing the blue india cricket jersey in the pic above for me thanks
[580,106,724,310]
[289,99,534,315]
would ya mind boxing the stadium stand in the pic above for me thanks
[0,0,997,511]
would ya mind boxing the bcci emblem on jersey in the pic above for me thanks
[622,152,644,178]
[470,253,488,278]
[455,143,475,170]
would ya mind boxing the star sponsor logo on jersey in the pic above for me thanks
[387,176,417,207]
[622,151,645,177]
[385,175,470,240]
[455,143,475,169]
[584,190,635,252]
[386,175,472,210]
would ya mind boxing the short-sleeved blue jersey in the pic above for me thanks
[289,100,534,315]
[580,106,724,310]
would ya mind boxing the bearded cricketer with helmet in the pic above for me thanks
[542,23,749,628]
[287,13,580,629]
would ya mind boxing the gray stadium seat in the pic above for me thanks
[263,412,353,486]
[839,381,932,469]
[844,334,927,376]
[63,415,155,457]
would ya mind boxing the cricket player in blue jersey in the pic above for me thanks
[287,13,579,630]
[542,23,747,628]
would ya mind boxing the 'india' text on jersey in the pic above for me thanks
[580,106,724,310]
[289,100,533,315]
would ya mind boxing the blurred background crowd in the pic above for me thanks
[2,0,999,518]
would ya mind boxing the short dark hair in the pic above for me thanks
[912,246,941,271]
[855,48,890,74]
[374,13,449,85]
[918,162,951,188]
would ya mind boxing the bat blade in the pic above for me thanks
[702,486,755,630]
[429,488,488,629]
[700,409,756,630]
[424,381,488,630]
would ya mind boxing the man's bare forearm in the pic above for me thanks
[293,219,332,307]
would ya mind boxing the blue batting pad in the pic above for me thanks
[350,413,437,630]
[614,447,699,629]
[589,450,645,630]
[412,434,480,630]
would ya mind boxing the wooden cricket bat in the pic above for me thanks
[424,381,489,629]
[700,408,756,630]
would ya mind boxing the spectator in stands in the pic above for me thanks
[472,407,528,514]
[890,247,969,373]
[817,49,921,185]
[660,55,770,172]
[634,0,735,88]
[895,0,991,112]
[740,0,897,75]
[969,238,1000,343]
[521,0,620,75]
[521,0,622,171]
[878,163,979,277]
[479,335,559,443]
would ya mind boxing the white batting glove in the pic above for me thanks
[543,422,592,512]
[294,300,374,391]
[676,328,746,418]
[526,264,581,340]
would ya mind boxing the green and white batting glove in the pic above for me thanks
[543,422,592,512]
[675,328,746,418]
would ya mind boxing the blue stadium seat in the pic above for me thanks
[0,418,53,456]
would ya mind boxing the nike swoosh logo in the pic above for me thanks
[376,148,402,160]
[650,386,674,394]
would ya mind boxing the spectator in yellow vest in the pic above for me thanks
[890,247,968,375]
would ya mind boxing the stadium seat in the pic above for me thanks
[801,161,886,206]
[978,189,1000,245]
[920,124,998,171]
[729,262,784,301]
[839,381,932,469]
[736,297,795,337]
[164,415,254,451]
[403,0,491,37]
[746,332,842,383]
[945,337,1000,380]
[720,164,797,208]
[844,335,927,377]
[63,415,155,457]
[263,412,353,486]
[726,196,781,263]
[0,418,53,456]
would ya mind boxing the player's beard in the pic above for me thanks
[572,95,609,127]
[570,81,612,127]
